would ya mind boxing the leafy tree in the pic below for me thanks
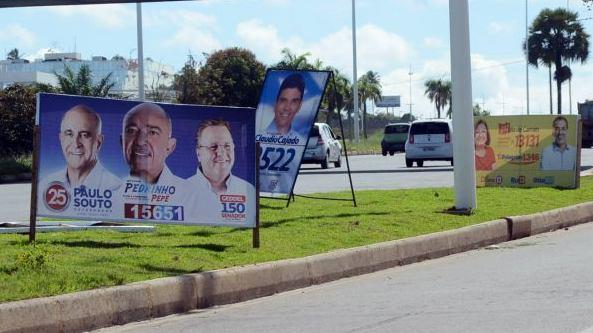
[358,71,382,139]
[196,47,266,107]
[525,8,590,114]
[472,103,491,116]
[173,54,200,104]
[54,64,115,97]
[0,84,53,156]
[111,55,125,61]
[424,79,451,119]
[7,48,21,61]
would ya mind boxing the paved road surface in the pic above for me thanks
[95,222,593,333]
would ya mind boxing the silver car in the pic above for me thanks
[404,119,453,167]
[302,123,343,169]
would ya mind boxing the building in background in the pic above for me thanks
[0,52,175,100]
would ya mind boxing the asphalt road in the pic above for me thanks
[94,222,593,333]
[2,149,592,222]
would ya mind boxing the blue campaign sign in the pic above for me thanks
[36,93,256,228]
[255,70,330,194]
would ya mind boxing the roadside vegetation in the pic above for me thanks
[0,155,32,177]
[1,177,592,303]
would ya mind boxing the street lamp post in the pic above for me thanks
[351,0,360,144]
[136,2,145,100]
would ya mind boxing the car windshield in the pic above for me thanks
[309,126,320,137]
[410,122,449,135]
[385,125,409,134]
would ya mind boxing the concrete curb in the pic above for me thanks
[1,202,592,333]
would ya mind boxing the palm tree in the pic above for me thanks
[358,71,382,139]
[324,67,351,129]
[55,64,115,97]
[7,48,21,61]
[525,8,590,114]
[274,48,313,70]
[424,79,451,119]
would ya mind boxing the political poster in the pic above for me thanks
[255,70,330,194]
[473,115,580,188]
[36,93,257,227]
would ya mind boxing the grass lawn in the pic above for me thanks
[342,130,383,155]
[1,177,592,303]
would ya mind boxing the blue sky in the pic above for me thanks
[1,0,592,119]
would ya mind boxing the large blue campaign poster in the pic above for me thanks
[36,93,256,228]
[255,70,330,194]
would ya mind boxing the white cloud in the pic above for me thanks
[47,4,134,29]
[236,19,304,64]
[166,26,222,55]
[0,25,36,48]
[145,9,217,30]
[423,37,444,49]
[236,20,412,73]
[488,21,512,34]
[313,24,412,75]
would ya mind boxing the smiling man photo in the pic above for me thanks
[43,104,119,190]
[265,73,306,141]
[540,116,576,171]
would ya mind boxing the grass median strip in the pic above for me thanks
[1,177,592,303]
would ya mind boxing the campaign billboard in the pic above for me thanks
[255,70,330,194]
[36,93,257,228]
[474,115,580,188]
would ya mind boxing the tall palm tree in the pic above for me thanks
[358,71,382,139]
[525,8,590,114]
[55,64,115,97]
[424,79,451,119]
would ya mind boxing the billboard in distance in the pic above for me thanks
[474,115,580,188]
[36,93,257,227]
[255,70,330,194]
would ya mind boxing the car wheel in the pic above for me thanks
[417,160,424,167]
[389,151,394,156]
[405,158,413,168]
[334,154,342,168]
[382,149,387,156]
[321,152,329,169]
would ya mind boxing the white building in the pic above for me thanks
[0,52,175,99]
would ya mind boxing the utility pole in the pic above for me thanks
[525,0,530,115]
[351,0,360,144]
[449,0,476,210]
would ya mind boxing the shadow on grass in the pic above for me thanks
[37,240,141,249]
[255,211,391,230]
[186,230,216,237]
[259,203,285,210]
[138,263,203,275]
[176,243,231,252]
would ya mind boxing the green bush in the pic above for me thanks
[0,155,32,176]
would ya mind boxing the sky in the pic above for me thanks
[0,0,592,119]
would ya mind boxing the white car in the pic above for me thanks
[302,123,343,169]
[405,119,453,167]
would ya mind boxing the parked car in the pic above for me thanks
[381,123,410,156]
[404,119,453,167]
[302,123,342,169]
